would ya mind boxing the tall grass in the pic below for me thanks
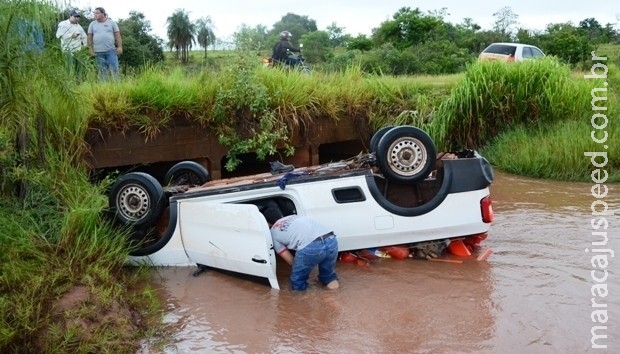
[482,120,619,182]
[84,56,456,129]
[0,149,160,353]
[480,59,619,181]
[430,58,598,150]
[1,1,161,352]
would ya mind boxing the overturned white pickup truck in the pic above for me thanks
[108,126,494,289]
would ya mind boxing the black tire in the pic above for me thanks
[376,126,436,184]
[164,161,211,186]
[299,63,311,74]
[109,172,165,228]
[369,125,394,153]
[128,205,175,257]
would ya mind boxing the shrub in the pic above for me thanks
[431,58,597,149]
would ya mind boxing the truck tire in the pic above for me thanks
[369,125,394,153]
[164,161,211,186]
[376,126,436,184]
[109,172,165,228]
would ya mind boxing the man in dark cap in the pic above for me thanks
[56,10,87,53]
[56,9,87,78]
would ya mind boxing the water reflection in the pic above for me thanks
[139,171,619,353]
[487,172,619,353]
[490,172,619,214]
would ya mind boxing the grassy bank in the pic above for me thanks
[429,58,619,181]
[84,56,458,169]
[0,152,161,352]
[482,120,619,182]
[86,54,619,181]
[1,2,161,352]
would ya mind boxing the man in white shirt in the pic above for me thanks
[56,10,87,80]
[56,10,87,53]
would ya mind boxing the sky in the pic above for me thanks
[64,0,619,42]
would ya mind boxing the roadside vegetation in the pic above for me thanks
[85,54,619,181]
[1,1,160,353]
[431,59,619,182]
[84,56,458,170]
[1,0,619,353]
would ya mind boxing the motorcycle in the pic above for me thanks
[262,43,311,74]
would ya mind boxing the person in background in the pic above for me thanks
[56,9,87,79]
[271,30,301,67]
[262,203,340,291]
[87,7,122,81]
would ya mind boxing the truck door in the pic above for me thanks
[178,202,279,289]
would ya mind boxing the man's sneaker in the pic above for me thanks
[325,280,340,290]
[270,161,294,175]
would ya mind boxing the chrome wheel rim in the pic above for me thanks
[117,183,151,221]
[386,137,427,176]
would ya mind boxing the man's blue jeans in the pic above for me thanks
[95,49,119,81]
[290,235,338,291]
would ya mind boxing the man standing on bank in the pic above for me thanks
[87,7,122,81]
[263,205,340,291]
[56,9,87,78]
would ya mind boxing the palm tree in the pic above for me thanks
[166,9,196,63]
[195,16,216,59]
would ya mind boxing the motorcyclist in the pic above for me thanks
[271,30,301,67]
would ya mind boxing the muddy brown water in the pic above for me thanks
[138,172,619,353]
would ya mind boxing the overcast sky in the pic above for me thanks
[65,0,619,41]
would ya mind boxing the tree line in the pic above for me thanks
[66,6,620,74]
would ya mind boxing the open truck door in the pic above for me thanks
[178,202,280,289]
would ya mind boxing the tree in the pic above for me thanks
[515,27,539,46]
[539,22,593,65]
[233,24,269,51]
[117,11,164,68]
[578,18,604,43]
[166,9,195,63]
[601,23,618,43]
[326,22,347,47]
[452,18,484,54]
[372,7,448,49]
[270,13,317,47]
[299,30,330,62]
[460,17,481,32]
[348,34,373,52]
[195,16,215,59]
[492,6,519,40]
[426,7,449,21]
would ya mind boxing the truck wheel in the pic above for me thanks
[164,161,211,186]
[376,126,436,184]
[109,172,165,228]
[369,125,394,153]
[128,206,173,257]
